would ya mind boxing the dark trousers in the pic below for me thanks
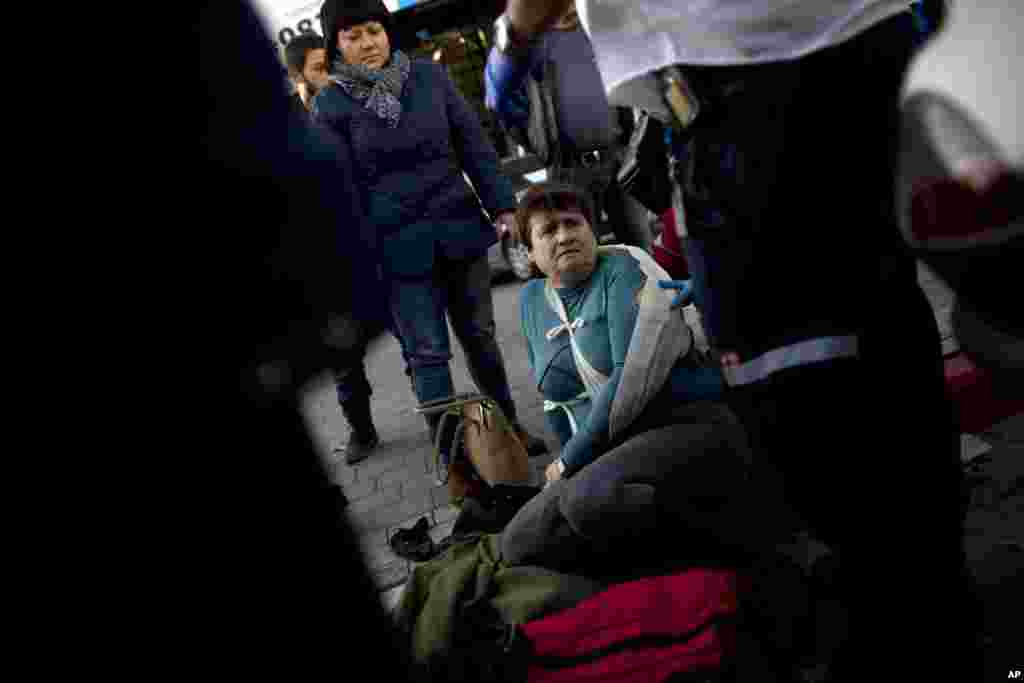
[670,13,978,680]
[332,314,409,406]
[501,401,797,575]
[388,252,517,423]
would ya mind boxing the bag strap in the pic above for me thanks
[415,393,514,485]
[525,75,551,166]
[541,58,562,170]
[431,407,466,485]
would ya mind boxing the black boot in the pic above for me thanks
[339,395,379,465]
[424,411,446,453]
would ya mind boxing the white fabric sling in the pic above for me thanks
[543,246,692,438]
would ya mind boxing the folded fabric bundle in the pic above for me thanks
[395,534,605,669]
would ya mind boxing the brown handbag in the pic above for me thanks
[418,393,532,504]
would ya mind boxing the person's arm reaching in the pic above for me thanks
[484,43,541,130]
[506,0,575,41]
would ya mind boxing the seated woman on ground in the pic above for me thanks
[514,181,726,484]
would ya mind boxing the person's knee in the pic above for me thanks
[561,467,656,539]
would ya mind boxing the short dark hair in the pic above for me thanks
[284,32,325,76]
[514,181,596,251]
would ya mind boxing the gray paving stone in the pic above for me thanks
[359,527,389,551]
[331,460,358,486]
[381,583,407,612]
[342,476,378,503]
[434,503,459,525]
[402,475,446,500]
[345,484,401,518]
[353,489,436,533]
[429,519,456,543]
[430,486,456,509]
[364,540,402,571]
[390,490,439,525]
[353,504,419,533]
[349,450,409,480]
[376,463,435,492]
[372,560,410,591]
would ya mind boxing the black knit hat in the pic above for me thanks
[320,0,392,65]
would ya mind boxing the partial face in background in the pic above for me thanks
[301,47,330,94]
[337,21,391,69]
[527,209,599,287]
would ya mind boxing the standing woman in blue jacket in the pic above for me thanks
[314,0,547,454]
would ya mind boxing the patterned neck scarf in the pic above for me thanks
[329,50,411,128]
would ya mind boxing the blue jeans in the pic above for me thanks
[388,251,518,423]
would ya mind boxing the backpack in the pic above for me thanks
[416,393,533,505]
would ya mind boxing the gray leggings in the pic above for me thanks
[501,401,798,573]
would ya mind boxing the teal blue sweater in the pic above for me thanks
[520,251,724,475]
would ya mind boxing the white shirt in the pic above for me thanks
[576,0,914,111]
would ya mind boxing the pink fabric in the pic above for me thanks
[910,170,1022,243]
[944,352,1024,433]
[524,569,739,683]
[652,208,689,279]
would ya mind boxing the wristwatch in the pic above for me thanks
[494,13,537,57]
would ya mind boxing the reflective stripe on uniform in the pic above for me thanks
[722,335,859,387]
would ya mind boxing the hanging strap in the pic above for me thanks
[429,408,464,485]
[542,392,589,436]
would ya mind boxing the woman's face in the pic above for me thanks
[301,48,330,93]
[337,20,391,69]
[527,209,598,287]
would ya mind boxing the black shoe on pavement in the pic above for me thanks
[389,517,437,562]
[338,395,380,465]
